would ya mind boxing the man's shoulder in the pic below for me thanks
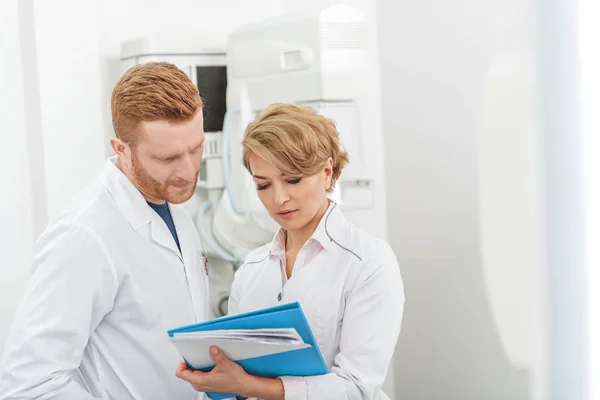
[42,180,122,243]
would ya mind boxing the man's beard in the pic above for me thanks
[131,153,199,204]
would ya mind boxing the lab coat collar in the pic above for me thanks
[99,156,184,260]
[312,201,343,249]
[268,228,287,258]
[268,201,343,255]
[99,156,153,231]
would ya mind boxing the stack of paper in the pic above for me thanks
[170,328,311,369]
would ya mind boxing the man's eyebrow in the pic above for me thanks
[152,152,181,159]
[152,139,205,159]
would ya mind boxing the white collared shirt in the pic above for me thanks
[228,202,405,400]
[0,157,208,399]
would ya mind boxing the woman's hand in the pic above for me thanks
[176,346,250,395]
[176,346,285,400]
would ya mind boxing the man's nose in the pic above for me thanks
[179,154,197,181]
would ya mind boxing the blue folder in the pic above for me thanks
[167,302,329,399]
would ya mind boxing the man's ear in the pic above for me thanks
[110,137,132,169]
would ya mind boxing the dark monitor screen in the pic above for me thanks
[196,66,227,132]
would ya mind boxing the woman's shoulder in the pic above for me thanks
[344,224,403,296]
[231,243,272,286]
[236,243,272,276]
[243,243,271,263]
[341,220,398,267]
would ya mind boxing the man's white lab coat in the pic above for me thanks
[0,157,208,399]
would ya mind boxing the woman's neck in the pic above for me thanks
[285,199,330,252]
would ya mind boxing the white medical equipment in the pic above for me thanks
[212,3,374,263]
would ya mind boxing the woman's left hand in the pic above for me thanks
[176,346,250,395]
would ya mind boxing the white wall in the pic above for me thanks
[34,0,107,223]
[0,0,37,351]
[378,0,545,398]
[476,7,545,397]
[1,0,109,354]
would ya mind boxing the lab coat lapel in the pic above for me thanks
[99,157,152,231]
[168,204,194,265]
[148,210,183,262]
[99,156,184,261]
[170,204,207,321]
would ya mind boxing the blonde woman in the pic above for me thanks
[177,103,405,400]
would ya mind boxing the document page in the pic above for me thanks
[172,328,304,345]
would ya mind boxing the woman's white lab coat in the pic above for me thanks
[229,202,405,400]
[0,157,208,399]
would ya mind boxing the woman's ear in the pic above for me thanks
[324,157,334,190]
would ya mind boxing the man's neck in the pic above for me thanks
[115,158,165,205]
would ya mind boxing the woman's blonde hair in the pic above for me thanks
[242,103,349,193]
